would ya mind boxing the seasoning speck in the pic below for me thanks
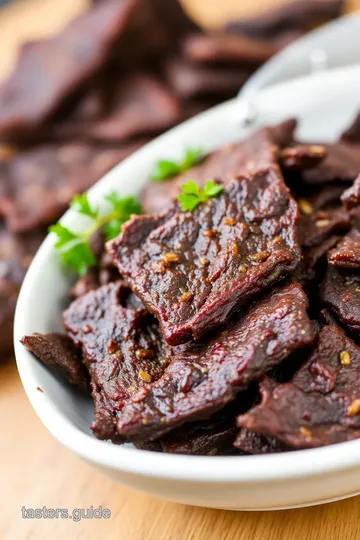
[315,219,330,228]
[199,257,210,266]
[203,229,217,238]
[139,370,152,383]
[300,426,312,441]
[249,251,269,262]
[224,217,236,226]
[161,252,180,264]
[107,339,119,354]
[136,349,154,359]
[179,291,193,303]
[347,399,360,416]
[340,351,351,366]
[298,199,314,215]
[239,264,247,273]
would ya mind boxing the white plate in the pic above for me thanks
[14,65,360,511]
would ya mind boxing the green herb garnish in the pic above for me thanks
[49,192,141,276]
[151,147,204,182]
[177,180,223,212]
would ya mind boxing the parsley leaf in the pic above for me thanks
[49,191,142,275]
[177,180,223,212]
[151,147,203,182]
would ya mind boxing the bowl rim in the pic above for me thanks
[14,64,360,484]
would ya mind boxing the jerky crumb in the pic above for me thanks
[298,199,314,215]
[203,229,217,238]
[224,217,236,226]
[239,264,247,273]
[36,386,44,393]
[249,251,269,262]
[300,427,312,441]
[347,399,360,416]
[107,339,119,354]
[315,219,330,228]
[340,351,351,366]
[161,252,180,264]
[179,291,193,303]
[136,349,155,359]
[138,370,152,383]
[199,258,209,266]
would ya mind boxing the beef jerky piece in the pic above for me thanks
[115,282,314,441]
[0,279,19,354]
[141,121,295,214]
[297,206,349,249]
[0,0,138,139]
[328,229,360,269]
[21,333,89,391]
[321,267,360,334]
[341,175,360,211]
[279,144,326,170]
[0,141,143,233]
[226,0,343,38]
[53,74,181,143]
[182,33,282,66]
[165,58,253,100]
[238,325,360,449]
[63,282,172,442]
[302,143,360,185]
[295,235,341,288]
[234,428,290,454]
[341,111,360,143]
[110,169,300,345]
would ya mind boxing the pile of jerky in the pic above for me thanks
[1,0,344,359]
[22,109,360,455]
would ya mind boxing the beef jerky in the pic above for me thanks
[226,0,343,38]
[0,141,144,233]
[63,282,171,442]
[302,143,360,185]
[0,279,19,354]
[21,333,90,391]
[295,235,341,288]
[279,144,326,170]
[297,205,349,249]
[340,111,360,144]
[182,33,282,66]
[109,169,300,345]
[115,282,314,441]
[165,58,253,100]
[321,267,360,334]
[141,120,296,214]
[319,307,339,327]
[238,325,360,449]
[234,428,290,454]
[52,74,181,143]
[328,229,360,269]
[341,175,360,211]
[0,0,138,139]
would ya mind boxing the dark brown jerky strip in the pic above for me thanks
[0,279,19,354]
[63,282,172,441]
[321,267,360,334]
[115,282,314,442]
[225,0,343,38]
[234,429,290,454]
[328,229,360,269]
[279,144,326,170]
[52,74,181,143]
[302,142,360,185]
[141,120,296,215]
[0,141,144,233]
[238,325,360,449]
[21,333,90,391]
[0,0,138,139]
[165,58,253,100]
[109,169,300,345]
[341,175,360,211]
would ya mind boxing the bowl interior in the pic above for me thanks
[14,64,360,481]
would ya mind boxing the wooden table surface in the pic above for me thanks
[2,1,360,539]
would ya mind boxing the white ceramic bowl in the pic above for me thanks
[14,65,360,511]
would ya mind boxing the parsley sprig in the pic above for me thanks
[49,192,141,276]
[151,147,204,182]
[177,180,223,212]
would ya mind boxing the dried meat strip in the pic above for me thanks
[302,143,360,185]
[21,333,90,391]
[109,169,300,345]
[238,325,360,449]
[321,267,360,334]
[234,428,290,454]
[328,229,360,269]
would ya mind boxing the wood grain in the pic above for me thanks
[2,0,360,539]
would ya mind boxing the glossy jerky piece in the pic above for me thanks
[0,0,138,139]
[165,58,253,100]
[21,333,90,391]
[0,141,143,232]
[328,229,360,269]
[321,267,360,334]
[63,282,171,442]
[341,175,360,210]
[279,144,326,170]
[302,142,360,185]
[234,429,290,454]
[225,0,343,38]
[115,282,314,441]
[141,121,294,214]
[0,279,19,354]
[238,325,360,449]
[53,74,181,143]
[110,169,300,345]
